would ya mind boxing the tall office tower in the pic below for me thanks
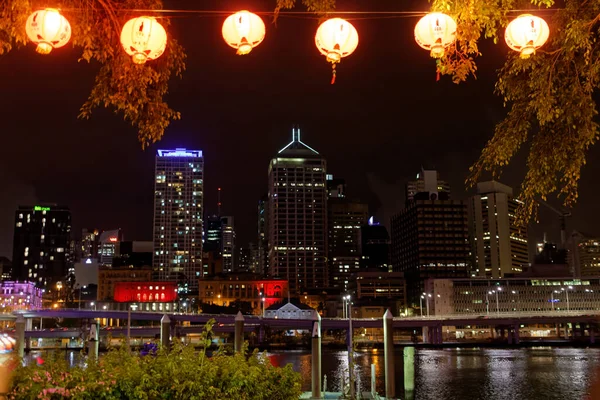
[328,198,368,291]
[391,178,470,307]
[98,229,123,266]
[359,218,391,270]
[406,167,450,202]
[80,228,99,260]
[153,148,204,292]
[12,205,72,288]
[221,216,235,272]
[327,174,346,198]
[204,215,222,254]
[467,181,529,278]
[238,243,258,272]
[268,128,328,294]
[257,195,269,276]
[568,231,600,277]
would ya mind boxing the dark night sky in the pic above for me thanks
[1,0,599,258]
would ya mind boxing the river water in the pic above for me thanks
[267,347,600,399]
[20,347,600,399]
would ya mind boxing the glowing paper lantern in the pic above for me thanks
[25,9,71,54]
[120,17,167,64]
[414,12,457,58]
[505,14,549,58]
[315,18,359,84]
[222,11,266,55]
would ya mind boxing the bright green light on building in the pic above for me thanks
[34,206,51,211]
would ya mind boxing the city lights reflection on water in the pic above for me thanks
[267,347,600,399]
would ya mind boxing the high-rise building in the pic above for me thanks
[327,174,346,198]
[391,174,470,307]
[221,216,235,272]
[406,168,450,202]
[12,205,72,288]
[257,196,269,276]
[80,228,99,260]
[467,181,529,278]
[204,215,222,254]
[98,229,123,266]
[328,198,368,291]
[238,243,258,273]
[359,219,390,270]
[568,232,600,277]
[153,148,204,291]
[114,241,153,268]
[268,128,328,294]
[0,257,12,281]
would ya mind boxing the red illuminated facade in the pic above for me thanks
[113,281,177,303]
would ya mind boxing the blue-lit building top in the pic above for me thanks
[157,149,203,158]
[153,148,204,292]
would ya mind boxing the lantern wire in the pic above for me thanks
[59,8,562,19]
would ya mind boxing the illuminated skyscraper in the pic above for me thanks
[153,149,204,291]
[467,181,529,278]
[221,216,235,272]
[268,128,328,294]
[12,204,72,288]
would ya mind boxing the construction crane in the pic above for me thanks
[536,198,572,248]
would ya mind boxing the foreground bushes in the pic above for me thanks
[9,325,302,399]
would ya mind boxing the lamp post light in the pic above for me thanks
[90,302,96,311]
[495,287,501,315]
[345,294,354,399]
[419,295,424,318]
[552,290,558,312]
[262,297,266,317]
[561,287,572,312]
[422,292,431,317]
[486,292,490,315]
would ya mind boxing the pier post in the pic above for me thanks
[383,309,396,399]
[513,324,520,344]
[234,311,244,353]
[311,312,322,399]
[590,326,596,344]
[15,314,25,359]
[422,326,429,344]
[371,364,376,398]
[160,314,171,350]
[87,322,99,362]
[404,346,415,400]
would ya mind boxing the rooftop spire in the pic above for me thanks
[278,126,319,155]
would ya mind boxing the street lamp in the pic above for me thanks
[495,287,501,315]
[561,287,572,312]
[261,297,266,317]
[419,295,424,317]
[345,294,354,399]
[486,291,490,315]
[552,290,559,312]
[90,302,96,311]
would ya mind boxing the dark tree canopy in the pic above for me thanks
[2,0,598,222]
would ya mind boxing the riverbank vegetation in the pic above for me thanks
[7,322,302,399]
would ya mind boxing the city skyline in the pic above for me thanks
[1,0,600,257]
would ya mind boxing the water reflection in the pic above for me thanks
[268,347,600,399]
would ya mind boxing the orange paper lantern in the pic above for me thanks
[120,17,167,64]
[505,14,550,58]
[315,18,359,84]
[25,9,71,54]
[222,11,266,55]
[414,12,457,58]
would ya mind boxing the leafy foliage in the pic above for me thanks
[0,0,185,148]
[8,321,303,399]
[291,0,600,222]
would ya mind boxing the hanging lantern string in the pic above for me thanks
[57,8,562,18]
